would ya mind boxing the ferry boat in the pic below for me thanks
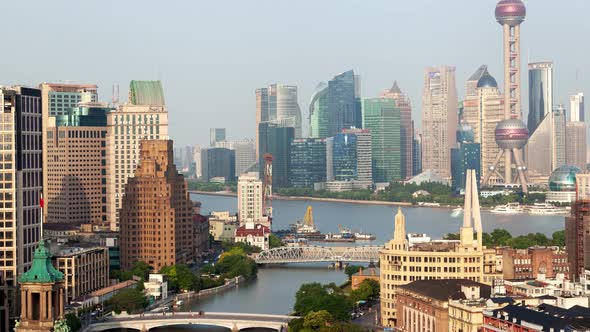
[354,232,376,241]
[450,207,463,218]
[490,203,524,214]
[524,203,568,215]
[324,233,355,242]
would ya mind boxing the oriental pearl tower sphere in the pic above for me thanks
[483,0,529,192]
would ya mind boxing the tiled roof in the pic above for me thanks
[236,224,270,237]
[399,279,491,302]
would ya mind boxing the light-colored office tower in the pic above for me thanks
[463,66,505,185]
[0,87,43,319]
[525,106,566,181]
[381,81,413,179]
[233,139,257,177]
[566,121,587,170]
[40,83,98,221]
[255,84,302,158]
[193,144,202,179]
[309,82,329,139]
[421,66,458,178]
[570,92,585,122]
[106,104,168,231]
[46,104,112,228]
[484,1,528,191]
[237,173,268,226]
[528,62,553,133]
[362,98,401,183]
[119,140,194,271]
[380,170,496,327]
[210,128,226,147]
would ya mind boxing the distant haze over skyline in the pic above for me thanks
[2,0,589,146]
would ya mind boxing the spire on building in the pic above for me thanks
[387,81,402,94]
[461,169,483,247]
[392,208,408,250]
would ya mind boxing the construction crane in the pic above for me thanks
[303,206,314,228]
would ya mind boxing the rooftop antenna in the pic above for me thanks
[111,84,119,106]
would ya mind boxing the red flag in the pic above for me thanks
[40,195,44,208]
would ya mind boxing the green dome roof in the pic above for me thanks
[19,240,64,283]
[548,165,582,192]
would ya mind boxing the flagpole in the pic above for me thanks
[40,193,44,240]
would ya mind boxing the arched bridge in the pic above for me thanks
[84,312,294,332]
[255,246,381,264]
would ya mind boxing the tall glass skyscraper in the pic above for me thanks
[528,62,553,134]
[289,138,327,187]
[451,123,481,193]
[326,129,372,182]
[363,98,401,183]
[327,70,360,137]
[309,82,329,138]
[258,123,294,188]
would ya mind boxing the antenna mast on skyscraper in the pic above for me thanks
[112,84,120,106]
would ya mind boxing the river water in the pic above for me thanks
[108,194,564,331]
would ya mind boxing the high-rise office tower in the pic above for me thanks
[232,139,256,177]
[326,128,372,183]
[46,104,113,228]
[485,0,528,192]
[258,123,294,188]
[256,85,302,157]
[528,62,553,133]
[327,70,360,137]
[463,66,505,185]
[570,92,585,122]
[451,122,481,193]
[0,87,43,320]
[526,106,566,180]
[40,83,98,222]
[201,148,236,182]
[119,140,194,271]
[289,138,327,187]
[381,82,413,179]
[363,98,401,183]
[566,122,587,171]
[106,81,168,231]
[412,128,422,176]
[193,145,202,179]
[210,128,226,147]
[309,82,329,139]
[421,66,458,178]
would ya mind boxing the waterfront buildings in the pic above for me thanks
[201,147,235,182]
[380,170,497,326]
[119,140,194,271]
[46,104,112,228]
[501,247,569,280]
[421,66,458,178]
[237,173,267,225]
[0,86,43,321]
[235,222,270,250]
[326,70,361,138]
[451,122,481,193]
[258,123,294,188]
[52,245,109,303]
[566,121,587,171]
[143,274,168,300]
[16,241,65,332]
[351,267,379,290]
[106,81,168,231]
[192,208,210,261]
[255,84,302,159]
[462,66,504,185]
[546,165,582,204]
[396,279,490,332]
[526,106,567,181]
[570,92,585,122]
[528,62,554,134]
[381,82,413,179]
[210,128,226,147]
[326,128,372,184]
[309,82,329,139]
[363,98,401,183]
[289,138,327,187]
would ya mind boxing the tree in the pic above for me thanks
[159,265,200,291]
[269,234,284,249]
[350,279,379,303]
[303,310,333,330]
[294,283,352,321]
[552,230,565,247]
[288,318,305,332]
[489,229,512,246]
[110,288,148,314]
[53,319,72,332]
[344,265,361,280]
[64,313,81,332]
[131,261,152,279]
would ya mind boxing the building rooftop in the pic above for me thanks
[128,80,165,106]
[89,280,137,297]
[19,240,64,283]
[399,279,491,302]
[353,267,379,277]
[485,304,590,331]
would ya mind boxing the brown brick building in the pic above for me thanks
[501,247,569,280]
[565,199,590,279]
[46,105,111,227]
[119,140,194,271]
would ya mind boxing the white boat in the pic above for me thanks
[490,203,523,214]
[524,203,568,215]
[450,207,463,218]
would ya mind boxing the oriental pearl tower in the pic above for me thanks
[483,0,529,193]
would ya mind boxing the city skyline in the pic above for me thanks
[2,1,589,147]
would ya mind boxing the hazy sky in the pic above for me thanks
[2,0,589,147]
